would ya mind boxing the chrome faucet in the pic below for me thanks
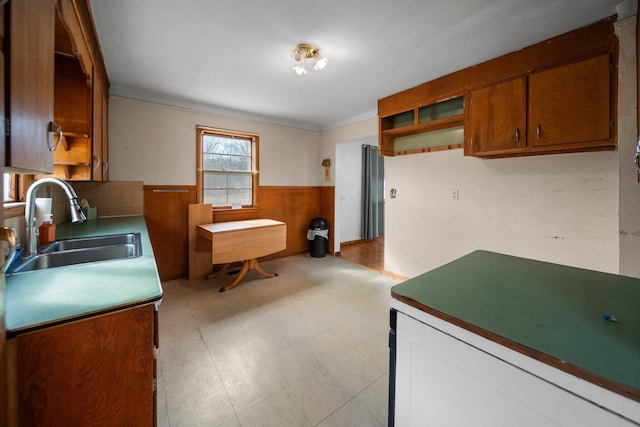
[24,178,87,256]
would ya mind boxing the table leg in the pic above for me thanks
[218,259,278,292]
[252,259,278,278]
[205,263,231,280]
[219,261,250,292]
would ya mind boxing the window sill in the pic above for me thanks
[212,207,259,213]
[4,202,26,219]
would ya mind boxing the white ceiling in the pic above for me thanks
[88,0,627,132]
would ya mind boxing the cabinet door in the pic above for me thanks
[529,54,611,148]
[92,71,109,181]
[467,77,527,155]
[101,89,109,180]
[5,0,56,174]
[395,311,637,427]
[15,305,156,426]
[51,54,92,181]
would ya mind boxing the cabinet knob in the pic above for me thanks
[93,155,101,171]
[48,122,63,151]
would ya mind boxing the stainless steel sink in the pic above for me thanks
[40,233,141,252]
[9,233,143,274]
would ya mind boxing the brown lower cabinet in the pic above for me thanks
[7,303,158,426]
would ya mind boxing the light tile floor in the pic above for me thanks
[157,254,398,427]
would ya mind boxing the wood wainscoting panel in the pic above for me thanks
[144,186,197,281]
[148,185,334,281]
[259,186,334,258]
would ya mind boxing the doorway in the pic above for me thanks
[336,138,384,272]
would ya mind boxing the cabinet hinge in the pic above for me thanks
[152,378,157,392]
[610,120,613,129]
[5,118,10,137]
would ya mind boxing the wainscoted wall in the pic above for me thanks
[144,185,335,281]
[257,186,335,257]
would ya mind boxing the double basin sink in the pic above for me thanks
[9,233,143,274]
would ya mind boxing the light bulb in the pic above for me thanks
[293,63,307,75]
[314,56,328,71]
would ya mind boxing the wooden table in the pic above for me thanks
[197,219,287,292]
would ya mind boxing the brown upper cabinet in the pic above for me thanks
[4,0,57,174]
[467,54,613,157]
[4,0,109,179]
[379,16,618,159]
[51,0,109,181]
[528,54,611,149]
[52,53,93,180]
[466,77,527,154]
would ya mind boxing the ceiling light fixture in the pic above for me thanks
[290,43,328,75]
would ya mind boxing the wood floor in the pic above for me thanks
[338,237,384,272]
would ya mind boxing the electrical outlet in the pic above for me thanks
[451,189,459,200]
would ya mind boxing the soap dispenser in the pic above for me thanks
[38,213,56,245]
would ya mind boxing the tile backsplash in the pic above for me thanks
[5,181,144,242]
[71,181,144,218]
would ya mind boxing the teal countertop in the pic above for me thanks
[6,216,163,336]
[391,250,640,400]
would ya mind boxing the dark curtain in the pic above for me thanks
[361,145,384,240]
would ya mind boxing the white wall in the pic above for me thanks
[108,97,322,186]
[385,149,620,278]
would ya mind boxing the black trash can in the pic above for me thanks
[307,217,329,258]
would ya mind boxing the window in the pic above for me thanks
[197,127,258,208]
[3,173,26,203]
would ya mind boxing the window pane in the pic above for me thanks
[203,154,251,172]
[228,174,251,189]
[228,190,251,205]
[203,189,251,206]
[204,173,228,189]
[418,96,464,123]
[203,190,229,206]
[203,136,250,156]
[204,172,252,189]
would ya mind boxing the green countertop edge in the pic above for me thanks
[391,250,640,398]
[6,216,163,336]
